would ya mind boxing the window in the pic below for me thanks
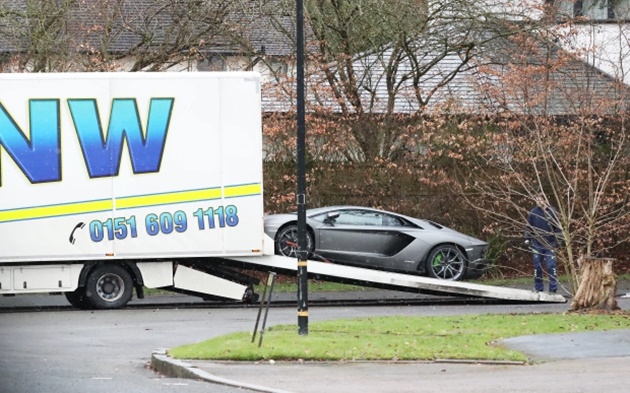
[574,0,611,19]
[561,0,630,20]
[198,56,225,71]
[316,210,404,227]
[269,61,288,75]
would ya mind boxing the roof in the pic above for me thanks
[0,0,294,57]
[475,32,630,116]
[262,31,630,116]
[262,49,484,114]
[2,1,625,115]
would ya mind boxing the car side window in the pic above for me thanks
[336,210,404,227]
[381,213,404,227]
[312,210,404,227]
[333,210,378,226]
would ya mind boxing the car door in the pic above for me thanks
[314,209,409,269]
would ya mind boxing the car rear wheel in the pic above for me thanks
[426,245,467,281]
[275,224,314,258]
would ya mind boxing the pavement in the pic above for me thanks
[151,285,630,393]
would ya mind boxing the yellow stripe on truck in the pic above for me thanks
[0,199,113,223]
[115,188,223,209]
[0,183,261,223]
[223,183,262,198]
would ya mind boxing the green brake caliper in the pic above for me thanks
[433,253,443,267]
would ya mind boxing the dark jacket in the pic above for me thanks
[525,205,562,249]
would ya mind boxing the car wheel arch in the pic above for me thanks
[275,221,315,240]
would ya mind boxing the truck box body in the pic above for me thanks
[0,72,264,264]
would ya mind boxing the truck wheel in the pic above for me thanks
[64,288,92,310]
[85,264,133,309]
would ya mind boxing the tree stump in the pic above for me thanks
[570,257,619,312]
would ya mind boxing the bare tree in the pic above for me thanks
[112,0,238,71]
[434,18,630,293]
[0,0,79,71]
[261,0,548,163]
[0,0,264,72]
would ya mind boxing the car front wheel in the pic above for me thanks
[275,224,314,258]
[426,245,467,281]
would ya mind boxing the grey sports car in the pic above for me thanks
[264,206,489,281]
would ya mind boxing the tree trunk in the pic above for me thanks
[570,257,619,312]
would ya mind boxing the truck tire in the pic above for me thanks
[64,288,92,310]
[85,264,133,309]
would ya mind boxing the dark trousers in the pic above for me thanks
[532,245,558,292]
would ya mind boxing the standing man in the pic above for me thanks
[525,194,562,293]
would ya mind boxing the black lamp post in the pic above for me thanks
[295,0,308,336]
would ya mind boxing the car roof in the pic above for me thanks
[306,205,447,229]
[307,205,385,215]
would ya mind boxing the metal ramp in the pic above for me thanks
[227,255,567,303]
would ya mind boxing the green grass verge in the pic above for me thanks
[168,313,630,363]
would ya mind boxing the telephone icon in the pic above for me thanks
[69,222,85,244]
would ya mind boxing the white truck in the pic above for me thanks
[0,72,268,309]
[0,72,566,309]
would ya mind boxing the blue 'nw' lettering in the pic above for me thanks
[0,98,174,185]
[68,98,174,178]
[0,99,61,184]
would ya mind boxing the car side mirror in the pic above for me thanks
[324,212,339,225]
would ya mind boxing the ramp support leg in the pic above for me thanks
[252,272,277,347]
